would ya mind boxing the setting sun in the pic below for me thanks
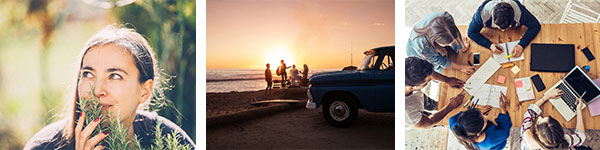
[264,47,295,67]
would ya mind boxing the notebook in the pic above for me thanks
[515,77,535,101]
[588,78,600,116]
[493,40,524,64]
[472,84,508,108]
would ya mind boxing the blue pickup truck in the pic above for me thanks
[306,46,394,127]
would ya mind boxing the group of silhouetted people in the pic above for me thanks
[264,60,309,94]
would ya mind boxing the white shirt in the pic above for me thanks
[406,91,425,127]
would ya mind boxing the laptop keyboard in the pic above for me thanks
[557,83,577,112]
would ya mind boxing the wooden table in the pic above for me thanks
[437,23,600,129]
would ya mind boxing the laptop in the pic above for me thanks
[545,66,600,121]
[530,44,575,72]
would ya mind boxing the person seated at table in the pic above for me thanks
[520,89,587,149]
[468,0,541,57]
[407,12,474,74]
[405,57,465,129]
[450,93,511,150]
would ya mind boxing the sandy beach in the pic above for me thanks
[206,87,308,118]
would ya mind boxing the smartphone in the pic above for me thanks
[531,74,546,92]
[582,47,595,61]
[473,53,480,66]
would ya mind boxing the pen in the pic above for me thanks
[464,96,474,107]
[468,61,473,66]
[473,98,479,107]
[577,91,587,105]
[505,54,513,59]
[500,91,504,103]
[495,45,503,52]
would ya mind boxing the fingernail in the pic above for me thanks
[94,117,100,122]
[103,130,110,135]
[80,112,84,117]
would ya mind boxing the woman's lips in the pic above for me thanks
[101,104,113,110]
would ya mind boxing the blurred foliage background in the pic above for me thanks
[0,0,196,149]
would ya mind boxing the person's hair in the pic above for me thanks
[405,57,433,86]
[531,116,569,149]
[58,25,166,146]
[413,12,461,56]
[493,2,514,29]
[266,63,270,67]
[452,109,491,150]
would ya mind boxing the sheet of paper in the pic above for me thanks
[472,84,508,108]
[493,40,524,64]
[515,77,535,101]
[464,59,501,95]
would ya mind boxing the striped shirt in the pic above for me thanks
[520,104,585,150]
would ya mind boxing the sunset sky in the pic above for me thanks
[207,0,394,69]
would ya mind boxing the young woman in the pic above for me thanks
[24,25,195,149]
[521,89,586,149]
[407,11,474,74]
[449,93,511,150]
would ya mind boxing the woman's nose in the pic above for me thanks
[93,80,107,97]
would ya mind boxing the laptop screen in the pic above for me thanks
[565,68,600,103]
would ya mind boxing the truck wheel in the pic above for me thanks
[322,94,358,127]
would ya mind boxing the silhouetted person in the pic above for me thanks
[278,60,290,88]
[265,63,273,94]
[290,64,301,86]
[301,64,309,86]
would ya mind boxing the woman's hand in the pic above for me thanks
[458,64,475,75]
[500,92,510,114]
[577,98,584,113]
[512,44,524,57]
[460,37,471,53]
[75,112,108,150]
[490,43,504,54]
[544,88,563,100]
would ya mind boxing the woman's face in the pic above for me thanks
[78,44,152,124]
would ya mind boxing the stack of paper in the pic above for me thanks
[515,77,535,101]
[493,40,524,64]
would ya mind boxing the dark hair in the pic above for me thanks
[413,12,461,56]
[452,109,490,150]
[405,57,433,86]
[493,2,514,29]
[532,116,569,149]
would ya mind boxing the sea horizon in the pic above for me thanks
[206,68,340,93]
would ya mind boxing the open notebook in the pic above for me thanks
[493,40,524,64]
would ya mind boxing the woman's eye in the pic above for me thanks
[109,73,123,80]
[82,72,93,78]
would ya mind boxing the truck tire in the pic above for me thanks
[322,93,358,127]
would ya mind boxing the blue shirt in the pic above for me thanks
[468,0,541,49]
[449,111,512,150]
[407,12,463,72]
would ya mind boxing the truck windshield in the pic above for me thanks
[357,54,378,70]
